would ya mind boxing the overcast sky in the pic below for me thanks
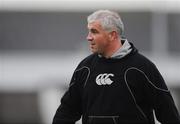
[0,0,180,12]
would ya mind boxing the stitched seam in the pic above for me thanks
[124,67,170,119]
[124,68,147,119]
[88,116,119,124]
[88,116,119,118]
[125,67,169,92]
[112,117,118,124]
[72,66,90,88]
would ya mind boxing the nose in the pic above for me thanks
[86,33,93,41]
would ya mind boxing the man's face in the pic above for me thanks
[87,20,111,55]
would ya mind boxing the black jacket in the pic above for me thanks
[53,42,180,124]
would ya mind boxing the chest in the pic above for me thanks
[82,62,145,104]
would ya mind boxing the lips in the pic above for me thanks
[91,44,95,46]
[89,42,95,46]
[90,44,95,48]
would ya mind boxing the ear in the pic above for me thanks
[109,31,118,41]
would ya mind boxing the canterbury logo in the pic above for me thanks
[96,73,114,85]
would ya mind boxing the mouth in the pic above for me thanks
[90,42,95,45]
[90,44,95,48]
[89,44,96,52]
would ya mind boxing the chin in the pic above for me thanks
[90,48,95,52]
[91,50,98,54]
[90,48,100,54]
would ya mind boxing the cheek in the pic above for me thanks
[96,36,109,47]
[95,39,105,48]
[95,35,106,44]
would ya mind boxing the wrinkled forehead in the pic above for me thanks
[87,20,103,30]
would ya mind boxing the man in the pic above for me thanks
[53,10,180,124]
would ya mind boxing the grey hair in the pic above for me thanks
[87,10,124,36]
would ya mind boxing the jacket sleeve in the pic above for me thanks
[52,69,83,124]
[145,63,180,124]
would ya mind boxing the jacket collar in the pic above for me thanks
[111,39,132,59]
[98,39,132,59]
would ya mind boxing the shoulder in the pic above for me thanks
[128,52,168,90]
[72,54,97,83]
[132,52,156,68]
[76,53,98,69]
[128,52,160,77]
[134,53,163,79]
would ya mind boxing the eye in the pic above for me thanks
[90,29,99,34]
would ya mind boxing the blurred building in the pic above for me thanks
[0,0,180,124]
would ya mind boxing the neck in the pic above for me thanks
[102,38,122,58]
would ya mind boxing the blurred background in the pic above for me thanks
[0,0,180,124]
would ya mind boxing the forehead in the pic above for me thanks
[87,20,103,30]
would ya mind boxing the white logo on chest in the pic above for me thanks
[96,73,114,85]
